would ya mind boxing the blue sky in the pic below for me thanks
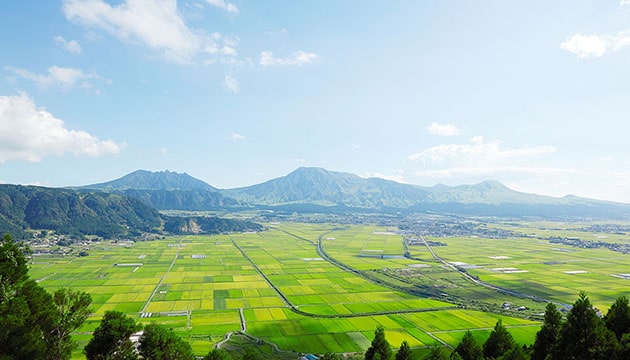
[1,1,629,203]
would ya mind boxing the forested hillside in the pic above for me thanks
[0,184,161,239]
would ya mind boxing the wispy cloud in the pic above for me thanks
[230,132,246,140]
[409,136,555,163]
[427,122,462,136]
[409,136,563,178]
[561,31,630,58]
[62,0,237,64]
[5,65,108,91]
[54,36,82,54]
[363,171,407,184]
[260,50,318,67]
[0,93,124,163]
[206,0,239,15]
[414,166,574,178]
[224,75,239,93]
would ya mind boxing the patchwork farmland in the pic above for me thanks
[29,222,629,358]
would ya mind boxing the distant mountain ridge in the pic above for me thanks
[80,170,240,210]
[79,167,630,218]
[83,169,217,191]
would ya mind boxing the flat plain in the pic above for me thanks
[29,221,629,357]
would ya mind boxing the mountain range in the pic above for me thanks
[3,167,629,239]
[81,167,630,219]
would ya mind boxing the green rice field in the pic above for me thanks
[28,221,628,357]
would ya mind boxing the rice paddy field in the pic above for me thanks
[28,221,628,358]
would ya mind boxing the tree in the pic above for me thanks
[532,302,563,360]
[395,340,413,360]
[617,333,630,360]
[84,311,141,360]
[241,347,261,360]
[139,323,194,360]
[0,233,30,285]
[0,233,59,359]
[204,349,232,360]
[47,288,92,360]
[454,331,483,360]
[483,319,515,359]
[604,296,630,340]
[501,346,528,360]
[365,326,392,360]
[423,346,447,360]
[554,292,617,360]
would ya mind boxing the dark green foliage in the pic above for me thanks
[204,348,232,360]
[448,352,462,360]
[0,185,161,238]
[84,311,141,360]
[240,347,261,360]
[0,234,56,359]
[617,333,630,360]
[0,233,30,284]
[501,346,528,360]
[0,234,89,360]
[162,215,262,235]
[604,296,630,340]
[139,323,194,360]
[454,331,483,360]
[553,292,617,360]
[483,319,515,359]
[423,346,447,360]
[395,340,413,360]
[0,278,58,359]
[116,189,240,211]
[48,288,92,360]
[319,353,342,360]
[532,302,563,360]
[365,326,392,360]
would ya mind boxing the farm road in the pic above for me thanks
[139,248,180,316]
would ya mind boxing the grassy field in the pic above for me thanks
[28,221,628,357]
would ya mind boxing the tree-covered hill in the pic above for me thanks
[0,184,161,239]
[106,188,242,211]
[162,215,262,235]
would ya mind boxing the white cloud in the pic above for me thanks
[62,0,237,64]
[206,0,239,14]
[621,0,630,6]
[414,166,574,178]
[363,171,407,184]
[0,93,124,163]
[409,136,555,163]
[5,65,107,90]
[223,75,239,93]
[408,136,562,178]
[561,32,630,58]
[54,36,82,54]
[230,132,245,140]
[427,122,462,136]
[260,50,318,67]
